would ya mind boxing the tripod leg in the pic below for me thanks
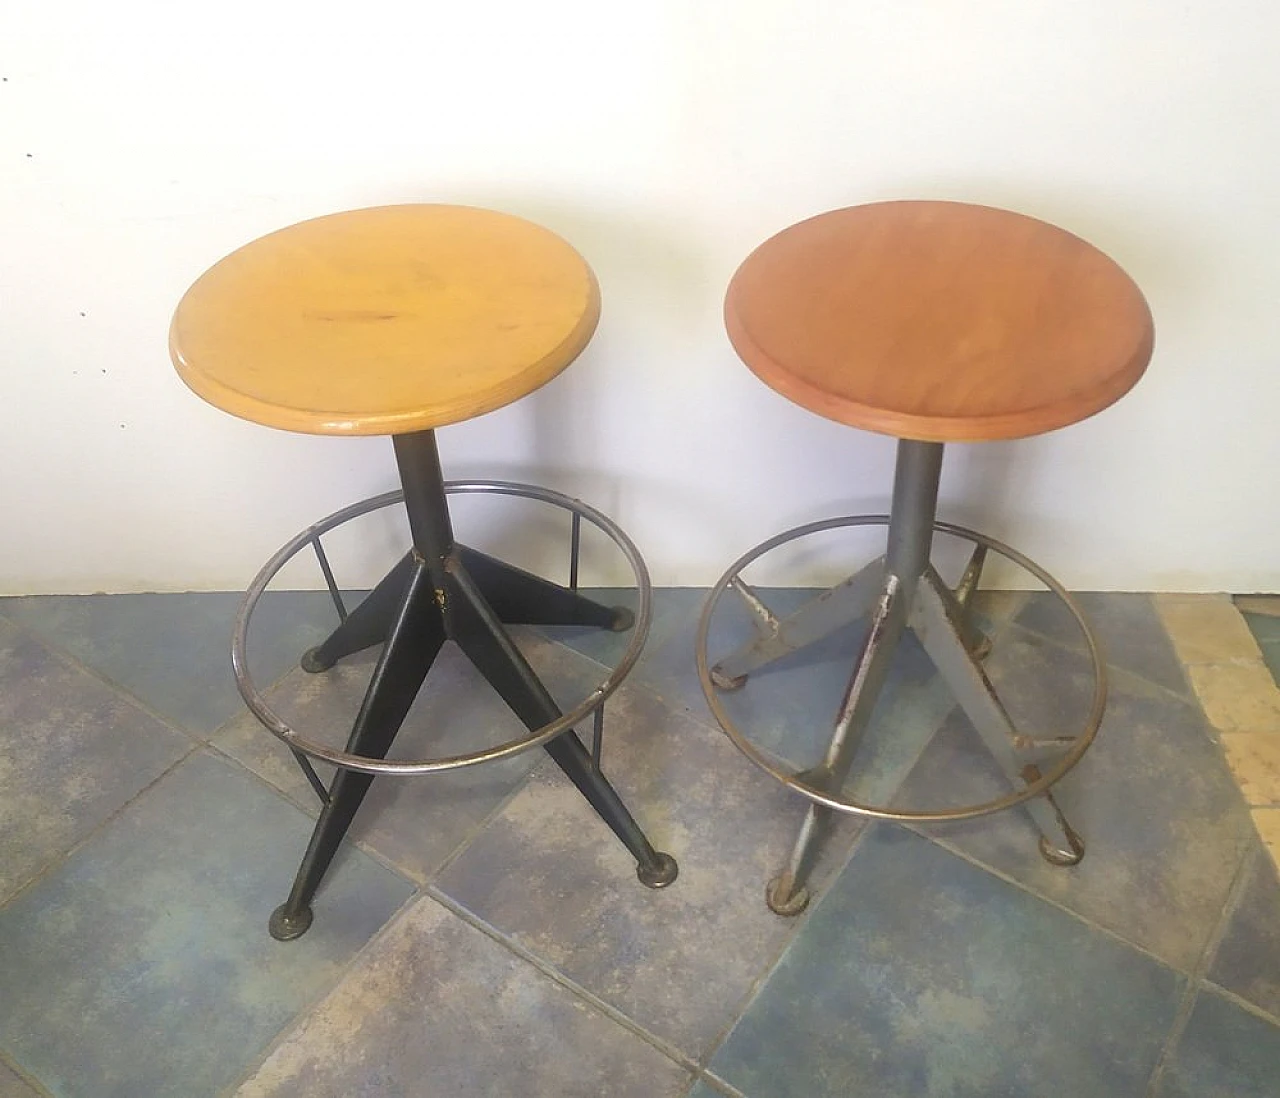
[445,558,677,888]
[270,560,446,939]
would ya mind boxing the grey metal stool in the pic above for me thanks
[696,201,1154,915]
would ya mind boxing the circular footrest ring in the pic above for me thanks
[695,515,1106,823]
[232,480,652,776]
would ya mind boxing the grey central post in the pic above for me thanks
[765,440,943,915]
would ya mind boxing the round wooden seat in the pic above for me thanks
[725,201,1154,442]
[170,205,600,435]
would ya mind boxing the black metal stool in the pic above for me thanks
[170,204,677,939]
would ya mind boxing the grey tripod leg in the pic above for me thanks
[911,568,1084,864]
[766,575,908,915]
[711,557,886,689]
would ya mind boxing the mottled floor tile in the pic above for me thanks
[0,1061,42,1098]
[1157,987,1280,1097]
[436,684,861,1059]
[0,752,413,1098]
[1242,608,1280,645]
[1220,732,1280,805]
[235,895,692,1098]
[1154,594,1264,666]
[1209,842,1280,1018]
[894,628,1254,971]
[711,826,1182,1098]
[214,629,603,883]
[0,619,191,901]
[1186,661,1280,734]
[0,591,339,736]
[1017,591,1189,695]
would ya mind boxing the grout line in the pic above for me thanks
[905,823,1237,981]
[0,743,199,913]
[1199,979,1280,1030]
[218,886,424,1097]
[0,1047,55,1098]
[1144,840,1258,1095]
[692,819,876,1077]
[422,886,700,1073]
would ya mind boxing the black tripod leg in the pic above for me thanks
[300,552,417,672]
[456,545,631,631]
[270,560,445,940]
[445,559,677,888]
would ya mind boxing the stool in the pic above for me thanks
[696,200,1153,915]
[170,204,677,940]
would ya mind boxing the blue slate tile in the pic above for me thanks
[235,895,693,1098]
[0,618,191,902]
[1242,610,1280,647]
[711,826,1183,1098]
[0,591,339,736]
[0,1060,42,1098]
[213,628,601,882]
[1158,987,1280,1097]
[1017,592,1189,696]
[436,684,862,1060]
[0,751,413,1098]
[894,628,1253,971]
[1208,842,1280,1018]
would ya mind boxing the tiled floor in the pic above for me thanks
[1,586,1279,1096]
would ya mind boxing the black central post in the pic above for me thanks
[270,429,676,940]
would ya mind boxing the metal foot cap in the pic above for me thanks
[709,666,747,692]
[269,904,314,940]
[300,647,334,674]
[608,607,635,633]
[1039,832,1085,867]
[637,852,678,889]
[766,875,810,917]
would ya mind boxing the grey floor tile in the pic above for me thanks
[1017,592,1189,696]
[435,684,862,1060]
[1242,610,1280,647]
[235,895,692,1098]
[557,587,960,808]
[1207,842,1280,1018]
[0,618,191,902]
[0,751,413,1098]
[1259,641,1280,685]
[711,825,1183,1098]
[0,591,339,736]
[0,1061,42,1098]
[214,629,602,883]
[894,628,1254,971]
[1157,987,1280,1097]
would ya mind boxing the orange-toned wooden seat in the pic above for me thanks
[724,200,1152,442]
[698,201,1154,915]
[172,205,676,941]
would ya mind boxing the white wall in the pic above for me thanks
[1,1,1277,594]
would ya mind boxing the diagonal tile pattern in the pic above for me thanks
[0,592,338,737]
[0,618,191,902]
[0,751,412,1098]
[235,896,693,1098]
[710,825,1183,1098]
[436,683,862,1059]
[0,587,1277,1097]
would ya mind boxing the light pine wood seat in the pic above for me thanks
[170,204,601,435]
[170,204,676,941]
